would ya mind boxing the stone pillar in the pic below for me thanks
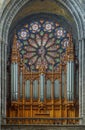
[81,39,85,124]
[4,43,7,122]
[79,38,85,124]
[79,39,82,124]
[1,42,7,124]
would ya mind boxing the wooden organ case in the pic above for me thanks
[7,20,79,124]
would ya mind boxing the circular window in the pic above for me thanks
[16,18,70,71]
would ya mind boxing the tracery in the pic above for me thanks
[16,19,69,71]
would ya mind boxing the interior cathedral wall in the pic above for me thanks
[0,0,85,129]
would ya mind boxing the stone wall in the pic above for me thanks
[0,0,85,129]
[1,125,85,130]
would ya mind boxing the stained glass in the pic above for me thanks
[45,38,55,48]
[42,34,48,46]
[61,38,69,49]
[55,27,66,39]
[16,18,70,71]
[17,28,29,40]
[29,22,41,33]
[43,21,54,32]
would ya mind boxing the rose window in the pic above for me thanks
[16,19,70,71]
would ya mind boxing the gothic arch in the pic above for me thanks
[0,0,85,125]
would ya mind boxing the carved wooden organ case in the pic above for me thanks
[7,19,79,124]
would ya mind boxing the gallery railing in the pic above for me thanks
[2,117,81,125]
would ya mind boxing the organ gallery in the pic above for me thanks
[7,14,79,124]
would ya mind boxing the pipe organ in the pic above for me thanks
[7,18,79,124]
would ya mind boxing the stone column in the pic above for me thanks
[4,43,7,122]
[1,42,7,124]
[81,38,85,124]
[79,38,85,124]
[79,39,82,124]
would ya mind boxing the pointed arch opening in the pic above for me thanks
[6,13,79,124]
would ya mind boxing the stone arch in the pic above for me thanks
[0,0,85,125]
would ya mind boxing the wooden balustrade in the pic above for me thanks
[2,117,81,125]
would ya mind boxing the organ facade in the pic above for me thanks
[7,15,79,124]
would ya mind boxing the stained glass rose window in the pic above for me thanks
[16,19,70,71]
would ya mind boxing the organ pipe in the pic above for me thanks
[15,63,18,100]
[71,61,74,100]
[70,61,71,100]
[62,71,65,98]
[46,80,51,99]
[20,71,23,99]
[11,63,14,100]
[67,61,74,100]
[40,74,45,101]
[11,63,18,101]
[67,62,70,100]
[33,80,38,99]
[54,80,59,98]
[25,80,30,99]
